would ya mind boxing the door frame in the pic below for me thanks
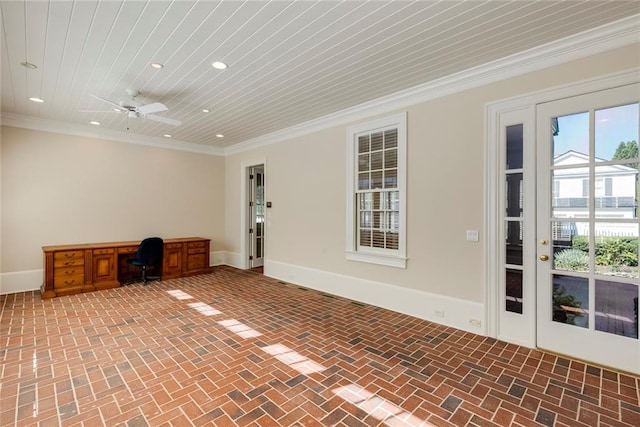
[240,158,267,270]
[485,68,639,347]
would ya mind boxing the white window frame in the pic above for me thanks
[345,112,407,268]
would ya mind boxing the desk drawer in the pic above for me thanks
[54,250,84,260]
[54,257,84,268]
[187,247,207,255]
[54,274,84,287]
[187,254,206,270]
[93,248,114,255]
[187,241,207,249]
[165,243,183,250]
[54,266,84,278]
[118,246,138,254]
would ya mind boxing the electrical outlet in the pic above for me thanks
[469,319,481,327]
[435,310,445,318]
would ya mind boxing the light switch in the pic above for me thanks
[466,230,479,242]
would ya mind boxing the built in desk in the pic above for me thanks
[41,237,210,298]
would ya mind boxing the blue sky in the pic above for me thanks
[553,103,639,160]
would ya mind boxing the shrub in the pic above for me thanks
[570,235,638,267]
[554,248,589,271]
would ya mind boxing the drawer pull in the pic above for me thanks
[65,253,75,258]
[64,261,76,266]
[64,279,76,285]
[65,270,76,275]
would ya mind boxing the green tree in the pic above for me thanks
[612,140,638,168]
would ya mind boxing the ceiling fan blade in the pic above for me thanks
[89,94,122,109]
[137,102,167,115]
[78,109,120,113]
[146,114,181,126]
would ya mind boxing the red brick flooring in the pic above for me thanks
[1,266,639,426]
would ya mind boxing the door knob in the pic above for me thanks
[539,254,549,261]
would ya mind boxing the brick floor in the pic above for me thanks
[1,266,638,426]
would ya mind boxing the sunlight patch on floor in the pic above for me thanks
[166,290,193,300]
[261,343,326,374]
[218,319,262,338]
[333,384,431,427]
[188,302,222,316]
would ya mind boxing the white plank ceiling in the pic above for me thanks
[1,0,638,149]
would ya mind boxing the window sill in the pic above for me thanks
[345,251,407,268]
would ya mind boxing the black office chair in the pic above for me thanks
[128,237,163,284]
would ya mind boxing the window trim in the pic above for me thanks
[345,112,407,268]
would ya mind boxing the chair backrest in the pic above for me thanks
[136,237,164,265]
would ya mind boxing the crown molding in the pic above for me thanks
[0,113,224,156]
[224,14,640,156]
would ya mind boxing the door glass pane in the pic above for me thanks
[505,173,523,217]
[552,221,589,272]
[506,124,523,170]
[506,269,523,314]
[552,168,589,215]
[595,103,639,161]
[552,111,589,159]
[594,164,638,219]
[594,222,639,279]
[505,221,523,265]
[553,275,589,328]
[595,279,638,339]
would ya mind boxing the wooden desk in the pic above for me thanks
[42,237,210,299]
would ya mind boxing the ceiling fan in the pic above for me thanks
[81,89,182,126]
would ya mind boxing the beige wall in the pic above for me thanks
[225,44,640,304]
[1,126,225,273]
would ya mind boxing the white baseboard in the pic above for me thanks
[265,260,486,335]
[0,270,42,295]
[224,251,242,269]
[210,251,227,266]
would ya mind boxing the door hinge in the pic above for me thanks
[249,201,253,207]
[249,228,253,234]
[249,255,253,260]
[249,174,254,180]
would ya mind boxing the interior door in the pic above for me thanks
[536,84,639,374]
[248,166,265,268]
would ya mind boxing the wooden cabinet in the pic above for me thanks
[42,237,211,298]
[163,242,183,279]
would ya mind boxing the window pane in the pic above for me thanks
[358,173,370,190]
[372,231,385,248]
[360,211,371,228]
[371,171,383,189]
[506,269,523,314]
[594,164,638,218]
[594,223,639,279]
[506,124,523,170]
[505,221,523,265]
[371,132,383,151]
[371,151,383,170]
[595,103,639,161]
[595,279,638,339]
[389,191,399,210]
[552,168,589,216]
[384,149,398,169]
[372,192,381,210]
[373,212,381,228]
[359,193,372,210]
[505,173,523,217]
[553,111,589,159]
[387,212,399,232]
[358,154,369,172]
[552,221,588,273]
[384,130,397,149]
[358,135,369,154]
[552,275,589,328]
[384,169,397,189]
[386,232,399,250]
[360,229,371,247]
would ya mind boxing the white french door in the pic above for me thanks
[248,166,265,268]
[536,84,639,374]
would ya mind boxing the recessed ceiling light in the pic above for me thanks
[28,97,44,103]
[211,61,228,70]
[151,63,164,69]
[20,61,37,69]
[216,134,224,138]
[89,121,101,126]
[164,134,172,138]
[202,109,210,113]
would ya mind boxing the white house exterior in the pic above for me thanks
[553,150,638,237]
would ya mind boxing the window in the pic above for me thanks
[346,113,407,268]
